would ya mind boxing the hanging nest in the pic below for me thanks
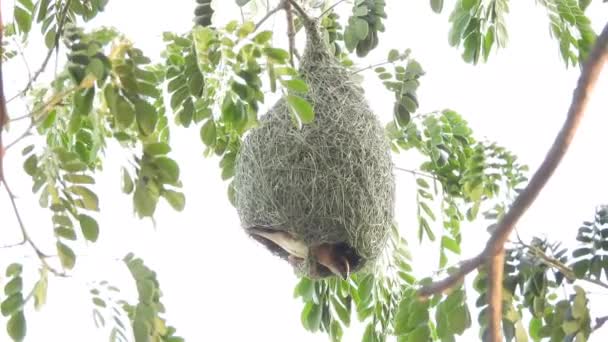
[233,18,395,279]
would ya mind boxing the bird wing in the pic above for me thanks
[249,228,308,259]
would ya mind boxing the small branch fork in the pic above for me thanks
[6,0,72,103]
[418,22,608,342]
[0,5,67,277]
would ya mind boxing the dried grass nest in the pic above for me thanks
[233,19,395,278]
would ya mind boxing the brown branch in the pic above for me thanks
[285,0,297,66]
[285,0,311,23]
[417,21,608,341]
[0,1,8,186]
[6,0,72,103]
[487,249,505,341]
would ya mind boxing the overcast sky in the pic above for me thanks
[1,0,608,341]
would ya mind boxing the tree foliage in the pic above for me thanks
[0,0,606,341]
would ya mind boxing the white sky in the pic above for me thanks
[1,0,608,341]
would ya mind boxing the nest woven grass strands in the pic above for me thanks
[233,18,395,279]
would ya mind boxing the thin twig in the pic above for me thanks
[515,238,608,290]
[5,86,79,151]
[285,0,311,23]
[352,60,393,74]
[2,179,67,277]
[12,37,33,83]
[255,0,286,30]
[417,22,608,342]
[393,166,438,180]
[6,0,72,103]
[593,316,608,332]
[319,0,348,18]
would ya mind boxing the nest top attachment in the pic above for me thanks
[233,18,395,279]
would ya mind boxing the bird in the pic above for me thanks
[310,243,351,280]
[248,226,354,280]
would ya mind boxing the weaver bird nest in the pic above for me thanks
[233,19,395,279]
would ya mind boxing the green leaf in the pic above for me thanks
[357,275,374,303]
[23,154,38,176]
[78,214,100,242]
[306,303,322,332]
[85,58,105,80]
[430,0,444,13]
[74,88,95,115]
[21,145,34,156]
[14,7,32,34]
[388,49,400,62]
[441,236,461,254]
[562,320,579,335]
[200,120,217,146]
[237,21,255,38]
[263,47,289,62]
[33,269,48,311]
[92,297,106,308]
[394,103,410,127]
[57,241,76,269]
[253,31,273,44]
[236,0,252,7]
[351,18,369,40]
[282,79,309,93]
[1,294,24,317]
[483,27,495,61]
[6,264,22,277]
[409,325,431,341]
[134,184,158,218]
[115,96,136,128]
[64,174,95,184]
[7,311,26,341]
[4,278,23,296]
[144,142,171,156]
[134,99,158,135]
[154,157,180,185]
[462,0,479,11]
[162,190,185,211]
[286,95,315,124]
[55,227,77,240]
[69,186,99,211]
[121,168,134,194]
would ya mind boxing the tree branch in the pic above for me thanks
[393,166,439,180]
[319,0,348,18]
[5,86,79,151]
[487,249,505,341]
[417,21,608,342]
[352,60,393,74]
[515,237,608,290]
[285,0,311,23]
[593,315,608,332]
[6,0,72,103]
[255,0,286,30]
[285,0,298,66]
[2,178,67,277]
[0,9,8,186]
